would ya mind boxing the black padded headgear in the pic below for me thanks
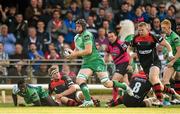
[76,19,87,30]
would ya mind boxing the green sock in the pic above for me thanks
[113,81,127,90]
[119,89,124,96]
[80,83,91,101]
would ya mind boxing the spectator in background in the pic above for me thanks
[95,27,108,57]
[10,43,27,60]
[144,4,152,17]
[13,14,28,44]
[8,61,27,84]
[0,24,16,55]
[1,6,17,33]
[9,44,27,71]
[33,64,50,84]
[105,12,115,31]
[157,3,167,21]
[148,6,158,24]
[28,43,44,60]
[0,42,9,83]
[0,6,9,23]
[86,15,98,38]
[114,2,131,25]
[79,0,93,20]
[64,11,76,44]
[98,0,113,13]
[67,1,81,21]
[45,49,60,60]
[151,17,161,35]
[47,10,67,43]
[166,9,177,31]
[27,43,44,71]
[131,7,145,23]
[166,0,180,12]
[60,64,76,82]
[25,0,43,27]
[95,8,105,28]
[23,27,42,53]
[37,20,51,53]
[102,20,110,35]
[54,35,66,58]
[44,43,56,59]
[168,5,177,17]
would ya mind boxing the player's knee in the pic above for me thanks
[99,76,111,87]
[76,73,88,84]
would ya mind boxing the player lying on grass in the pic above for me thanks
[12,80,58,106]
[48,65,100,107]
[106,71,180,107]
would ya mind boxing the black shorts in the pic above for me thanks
[123,95,146,107]
[115,62,129,75]
[142,60,161,75]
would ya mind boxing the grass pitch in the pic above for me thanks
[0,104,180,114]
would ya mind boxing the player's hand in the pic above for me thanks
[64,48,76,59]
[55,94,63,99]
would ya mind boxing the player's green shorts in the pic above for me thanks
[173,62,180,72]
[81,59,107,72]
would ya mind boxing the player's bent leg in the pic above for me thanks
[149,66,163,103]
[97,72,134,96]
[41,96,59,106]
[162,67,175,85]
[76,68,92,84]
[76,69,94,107]
[106,96,123,107]
[59,97,78,106]
[174,72,180,95]
[123,74,130,85]
[112,73,124,101]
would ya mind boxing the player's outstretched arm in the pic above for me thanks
[12,94,18,106]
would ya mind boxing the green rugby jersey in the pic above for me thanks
[13,85,48,104]
[74,30,103,63]
[166,31,180,63]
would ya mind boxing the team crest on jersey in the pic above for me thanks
[84,35,90,41]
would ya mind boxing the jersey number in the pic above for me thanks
[132,82,141,93]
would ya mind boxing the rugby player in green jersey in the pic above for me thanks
[65,19,133,107]
[161,19,180,96]
[12,80,58,106]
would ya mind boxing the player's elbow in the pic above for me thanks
[70,85,77,92]
[86,49,92,55]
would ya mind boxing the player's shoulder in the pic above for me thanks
[61,75,74,84]
[149,31,163,42]
[83,30,93,37]
[171,31,180,40]
[74,34,80,39]
[12,85,20,94]
[61,75,72,81]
